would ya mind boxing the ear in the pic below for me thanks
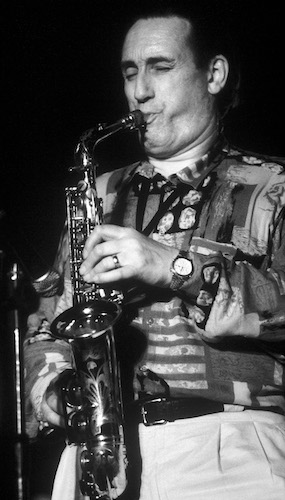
[207,55,229,95]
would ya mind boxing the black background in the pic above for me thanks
[1,1,284,498]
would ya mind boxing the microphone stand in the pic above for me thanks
[7,262,29,500]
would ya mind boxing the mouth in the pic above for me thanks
[141,112,159,127]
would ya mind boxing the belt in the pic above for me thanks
[131,397,224,426]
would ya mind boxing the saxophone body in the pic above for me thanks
[50,110,145,500]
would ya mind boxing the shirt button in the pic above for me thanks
[146,318,154,326]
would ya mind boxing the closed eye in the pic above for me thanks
[121,60,138,81]
[123,70,138,81]
[153,65,172,72]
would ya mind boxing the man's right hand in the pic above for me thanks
[40,379,65,428]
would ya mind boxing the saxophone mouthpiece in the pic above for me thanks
[129,110,146,129]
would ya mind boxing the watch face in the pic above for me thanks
[173,257,193,276]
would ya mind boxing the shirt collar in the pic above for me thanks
[133,135,228,189]
[170,135,228,189]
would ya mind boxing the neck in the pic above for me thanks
[148,119,219,177]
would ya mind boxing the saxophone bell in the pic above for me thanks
[51,299,124,499]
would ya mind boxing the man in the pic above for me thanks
[25,2,285,499]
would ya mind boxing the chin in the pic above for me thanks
[144,141,178,159]
[143,135,170,158]
[144,145,165,158]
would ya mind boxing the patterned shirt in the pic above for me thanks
[24,138,285,437]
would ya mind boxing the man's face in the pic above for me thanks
[121,16,216,159]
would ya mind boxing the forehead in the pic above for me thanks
[122,16,192,62]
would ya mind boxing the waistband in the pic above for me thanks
[130,397,224,426]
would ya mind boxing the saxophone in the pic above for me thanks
[50,110,145,500]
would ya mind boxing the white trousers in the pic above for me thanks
[138,410,285,500]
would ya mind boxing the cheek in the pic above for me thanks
[160,84,195,120]
[170,73,209,112]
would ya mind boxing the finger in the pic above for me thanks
[80,240,124,275]
[41,396,65,428]
[83,224,128,258]
[88,254,121,275]
[82,264,134,285]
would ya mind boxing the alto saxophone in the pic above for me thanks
[50,110,145,500]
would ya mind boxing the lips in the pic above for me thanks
[133,110,159,124]
[143,112,160,127]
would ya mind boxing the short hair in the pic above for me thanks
[122,0,240,117]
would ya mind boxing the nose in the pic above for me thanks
[134,71,154,103]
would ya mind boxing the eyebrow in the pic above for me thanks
[121,56,175,72]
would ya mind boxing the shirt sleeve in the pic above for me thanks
[176,162,285,344]
[24,223,73,438]
[180,214,285,344]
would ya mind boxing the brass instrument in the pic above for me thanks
[50,110,145,500]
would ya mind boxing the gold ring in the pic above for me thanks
[112,254,120,269]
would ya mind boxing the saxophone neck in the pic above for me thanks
[94,109,145,147]
[71,110,145,173]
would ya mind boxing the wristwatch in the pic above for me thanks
[170,250,194,291]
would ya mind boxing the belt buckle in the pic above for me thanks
[140,397,168,426]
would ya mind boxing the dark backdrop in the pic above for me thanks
[1,1,284,498]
